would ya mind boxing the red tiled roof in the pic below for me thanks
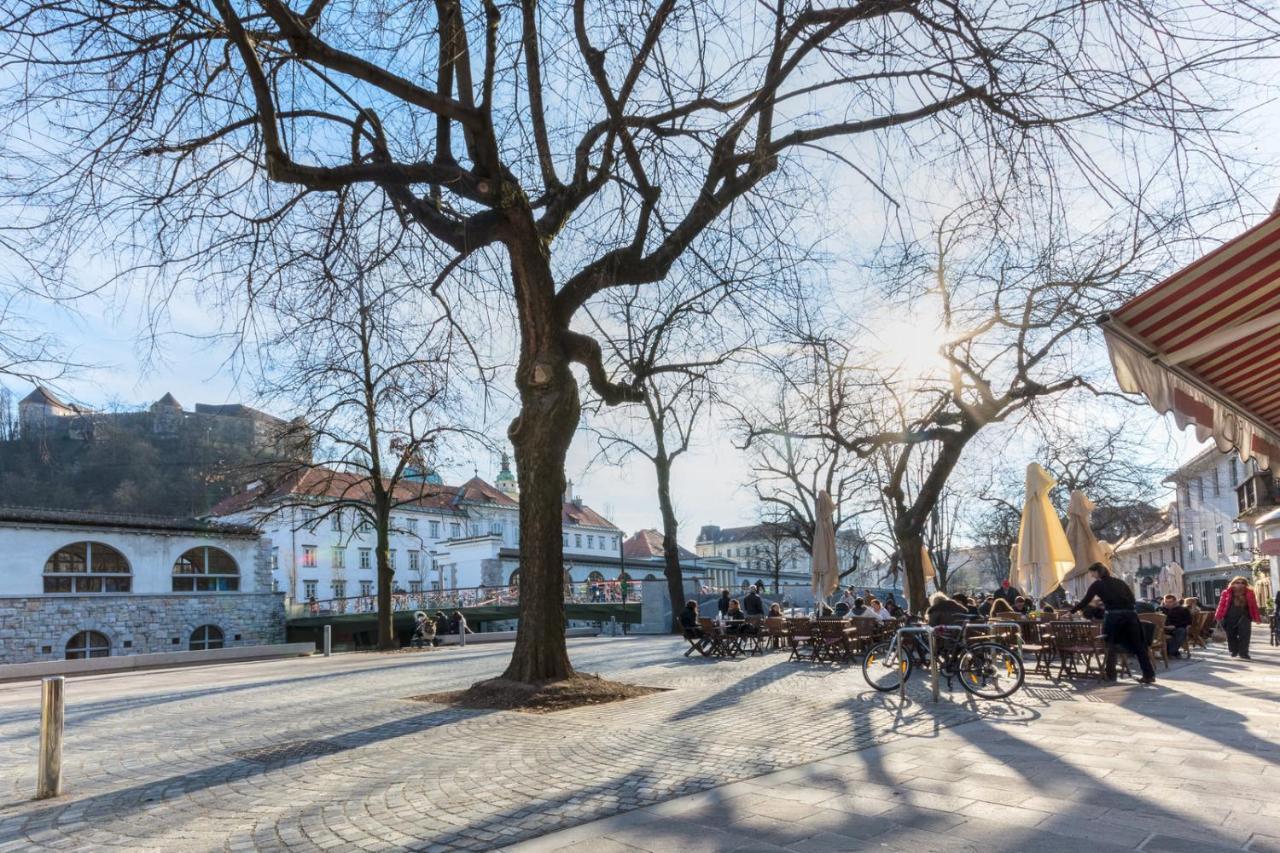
[207,467,464,516]
[562,500,618,530]
[456,476,519,507]
[622,528,694,559]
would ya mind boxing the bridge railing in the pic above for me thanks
[291,580,640,617]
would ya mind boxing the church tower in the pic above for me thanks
[496,451,519,498]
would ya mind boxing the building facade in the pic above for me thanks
[208,463,629,602]
[0,506,284,664]
[1165,447,1271,604]
[695,523,872,590]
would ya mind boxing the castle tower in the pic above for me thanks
[496,452,518,497]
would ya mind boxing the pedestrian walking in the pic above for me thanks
[1215,576,1261,660]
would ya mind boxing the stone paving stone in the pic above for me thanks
[2,636,1277,852]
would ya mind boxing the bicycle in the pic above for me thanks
[861,616,1025,699]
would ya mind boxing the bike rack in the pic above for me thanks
[893,626,940,703]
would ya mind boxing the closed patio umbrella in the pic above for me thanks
[1014,463,1075,603]
[1158,562,1184,599]
[1063,490,1111,602]
[811,490,839,607]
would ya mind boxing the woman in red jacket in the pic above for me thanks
[1215,576,1262,660]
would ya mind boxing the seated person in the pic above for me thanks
[679,600,703,639]
[1040,604,1056,617]
[726,599,756,634]
[834,601,851,617]
[952,593,980,616]
[925,592,970,628]
[849,597,868,617]
[1160,594,1192,658]
[743,585,766,617]
[768,602,783,617]
[1012,596,1032,614]
[868,599,894,622]
[987,597,1015,618]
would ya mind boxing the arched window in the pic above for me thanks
[43,543,131,593]
[508,569,520,589]
[65,630,110,659]
[587,570,605,582]
[619,571,632,582]
[189,625,224,651]
[643,574,657,581]
[173,547,240,591]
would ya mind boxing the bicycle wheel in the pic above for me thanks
[957,642,1024,699]
[862,640,912,692]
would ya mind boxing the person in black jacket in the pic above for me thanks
[1159,594,1192,658]
[743,586,765,617]
[717,590,731,618]
[1069,563,1155,683]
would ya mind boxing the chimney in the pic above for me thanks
[564,479,574,503]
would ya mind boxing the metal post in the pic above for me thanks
[898,635,908,701]
[458,625,466,648]
[323,624,332,657]
[36,676,63,800]
[928,629,940,703]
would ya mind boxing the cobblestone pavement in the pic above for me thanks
[2,636,1272,852]
[506,641,1280,853]
[0,635,1026,851]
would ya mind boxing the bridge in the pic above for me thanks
[285,582,642,647]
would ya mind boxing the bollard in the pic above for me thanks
[323,624,332,657]
[458,626,466,648]
[36,676,64,800]
[609,616,618,636]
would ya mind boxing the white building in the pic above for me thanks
[208,460,627,601]
[1109,506,1181,597]
[0,506,283,664]
[1165,447,1271,604]
[694,523,872,590]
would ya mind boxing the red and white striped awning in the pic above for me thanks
[1101,211,1280,469]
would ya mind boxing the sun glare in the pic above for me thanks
[866,313,949,385]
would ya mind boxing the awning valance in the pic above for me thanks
[1101,212,1280,470]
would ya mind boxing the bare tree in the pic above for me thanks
[2,0,1272,684]
[245,217,480,650]
[740,338,875,559]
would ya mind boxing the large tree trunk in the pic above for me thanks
[653,452,685,633]
[897,527,927,614]
[501,225,579,683]
[376,511,396,650]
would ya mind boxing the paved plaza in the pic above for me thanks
[0,636,1277,852]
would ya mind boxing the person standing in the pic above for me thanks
[1215,576,1261,660]
[1068,563,1155,684]
[743,585,765,617]
[717,589,731,619]
[994,580,1019,605]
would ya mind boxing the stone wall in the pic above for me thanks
[0,592,287,664]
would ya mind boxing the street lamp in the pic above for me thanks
[1232,521,1256,555]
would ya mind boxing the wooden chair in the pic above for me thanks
[763,616,789,650]
[1189,611,1211,650]
[1050,621,1104,679]
[697,618,736,658]
[812,619,856,663]
[787,617,814,661]
[1138,612,1169,670]
[846,617,878,656]
[683,625,711,657]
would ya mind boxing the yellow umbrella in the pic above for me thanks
[811,490,839,605]
[1063,490,1110,602]
[1015,463,1075,602]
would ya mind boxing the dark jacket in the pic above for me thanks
[743,590,765,616]
[926,599,970,627]
[994,586,1019,604]
[679,607,699,631]
[1160,604,1192,630]
[717,594,730,616]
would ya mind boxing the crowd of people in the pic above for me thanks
[681,565,1270,686]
